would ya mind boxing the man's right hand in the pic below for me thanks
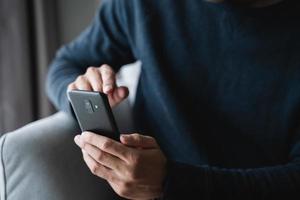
[67,64,129,108]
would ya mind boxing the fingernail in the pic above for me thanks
[74,135,80,141]
[120,134,131,142]
[118,88,126,98]
[82,132,88,137]
[74,135,81,146]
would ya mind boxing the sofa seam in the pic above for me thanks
[0,134,7,200]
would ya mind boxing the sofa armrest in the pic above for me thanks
[0,112,126,200]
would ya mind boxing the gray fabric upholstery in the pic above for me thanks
[0,112,124,200]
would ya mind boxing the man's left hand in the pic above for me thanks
[74,132,167,200]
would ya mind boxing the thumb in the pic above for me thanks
[120,134,158,149]
[108,86,129,107]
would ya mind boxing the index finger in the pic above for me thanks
[81,131,131,161]
[99,65,116,94]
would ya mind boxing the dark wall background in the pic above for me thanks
[0,0,98,134]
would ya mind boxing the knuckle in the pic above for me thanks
[76,75,85,82]
[90,163,100,175]
[86,66,97,73]
[101,139,113,151]
[131,133,140,140]
[105,173,113,182]
[132,134,143,146]
[96,151,104,162]
[133,134,141,142]
[102,71,112,80]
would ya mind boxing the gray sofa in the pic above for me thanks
[0,106,132,200]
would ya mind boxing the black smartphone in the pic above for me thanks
[68,90,120,141]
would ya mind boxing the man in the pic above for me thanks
[47,0,300,199]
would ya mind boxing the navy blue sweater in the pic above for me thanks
[47,0,300,199]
